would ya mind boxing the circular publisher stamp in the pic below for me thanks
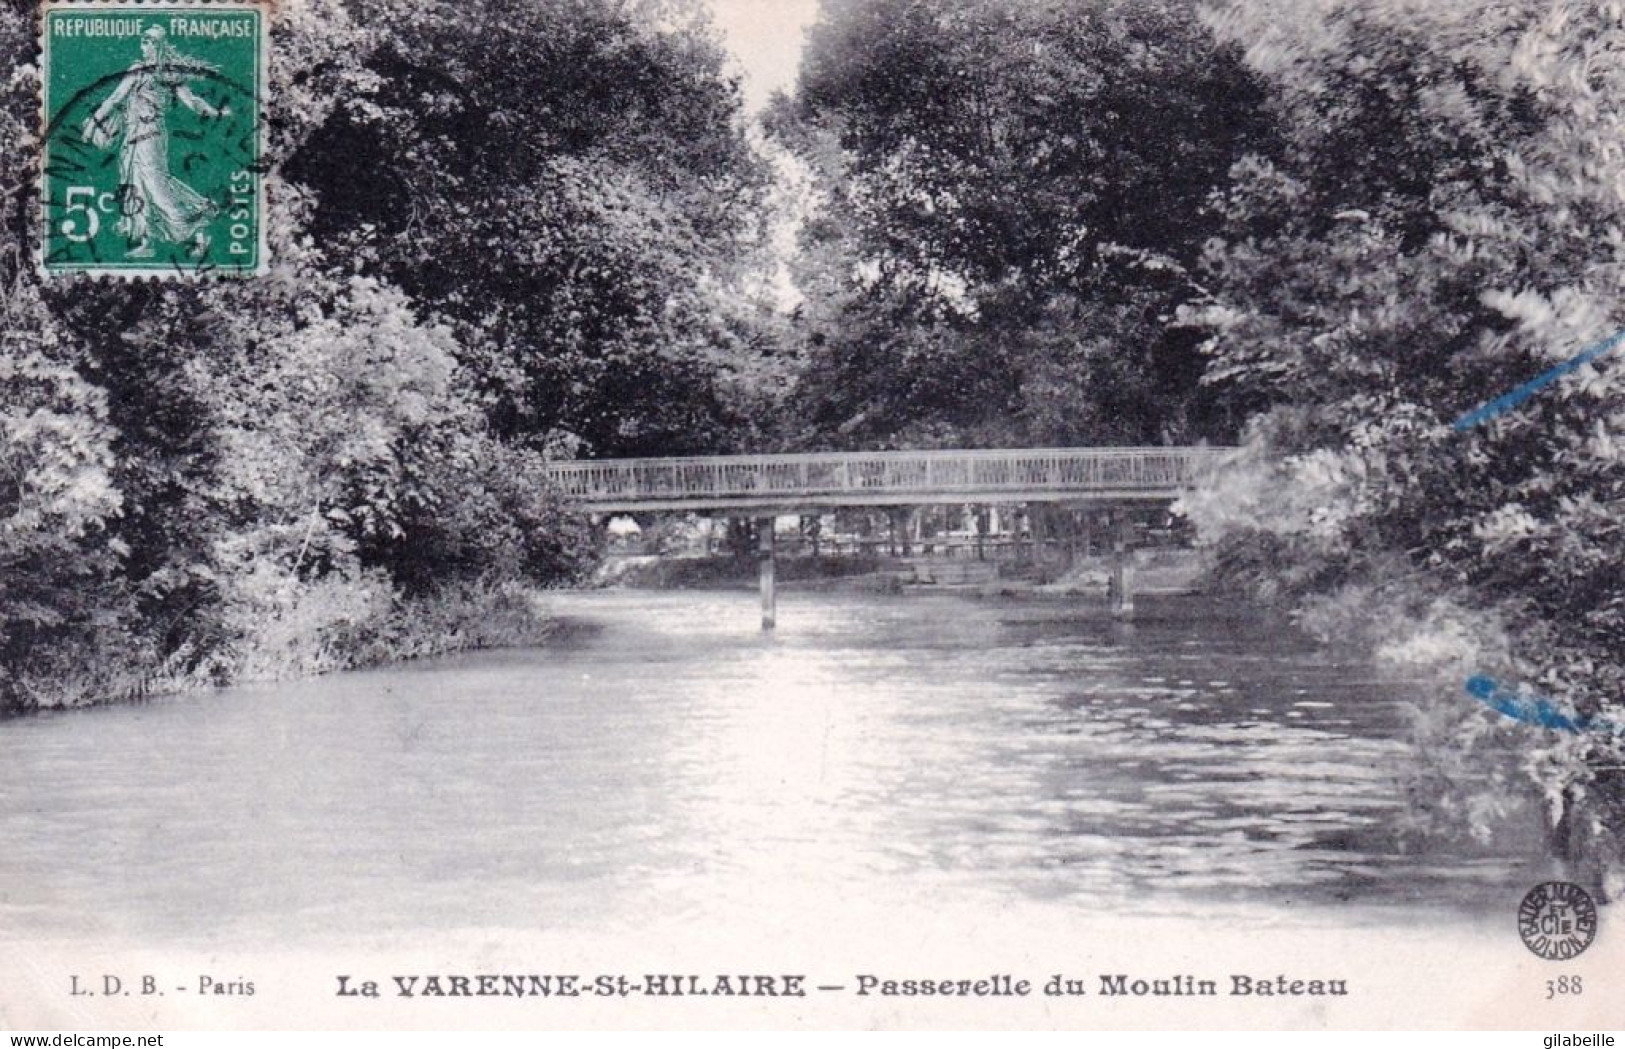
[39,0,268,278]
[1518,881,1597,961]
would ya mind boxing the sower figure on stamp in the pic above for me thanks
[80,26,229,259]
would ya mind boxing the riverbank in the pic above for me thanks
[0,580,557,717]
[597,547,1212,598]
[595,552,894,590]
[0,547,1229,717]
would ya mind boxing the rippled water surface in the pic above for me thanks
[0,589,1539,946]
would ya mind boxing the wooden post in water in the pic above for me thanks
[757,516,776,631]
[1108,509,1135,619]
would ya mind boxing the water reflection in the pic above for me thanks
[0,589,1538,946]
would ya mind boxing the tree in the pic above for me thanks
[0,0,776,705]
[1185,0,1625,889]
[0,282,124,708]
[283,0,782,457]
[774,0,1272,447]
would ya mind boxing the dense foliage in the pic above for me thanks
[0,0,777,710]
[286,0,784,457]
[1177,0,1625,893]
[770,0,1271,448]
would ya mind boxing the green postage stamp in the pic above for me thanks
[40,0,267,277]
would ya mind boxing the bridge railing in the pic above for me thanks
[542,447,1232,505]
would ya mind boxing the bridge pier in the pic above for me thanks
[886,508,915,557]
[757,516,776,631]
[1108,509,1135,620]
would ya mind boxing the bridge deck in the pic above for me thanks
[542,447,1231,512]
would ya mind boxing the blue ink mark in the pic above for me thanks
[1464,675,1622,734]
[1453,330,1625,431]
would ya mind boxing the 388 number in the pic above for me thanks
[1546,975,1582,999]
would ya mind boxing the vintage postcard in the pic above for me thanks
[2,0,1623,1034]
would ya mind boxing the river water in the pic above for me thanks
[0,589,1543,950]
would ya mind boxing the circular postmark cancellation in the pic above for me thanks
[1518,881,1598,961]
[39,0,269,278]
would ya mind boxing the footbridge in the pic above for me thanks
[544,446,1233,629]
[542,446,1230,514]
